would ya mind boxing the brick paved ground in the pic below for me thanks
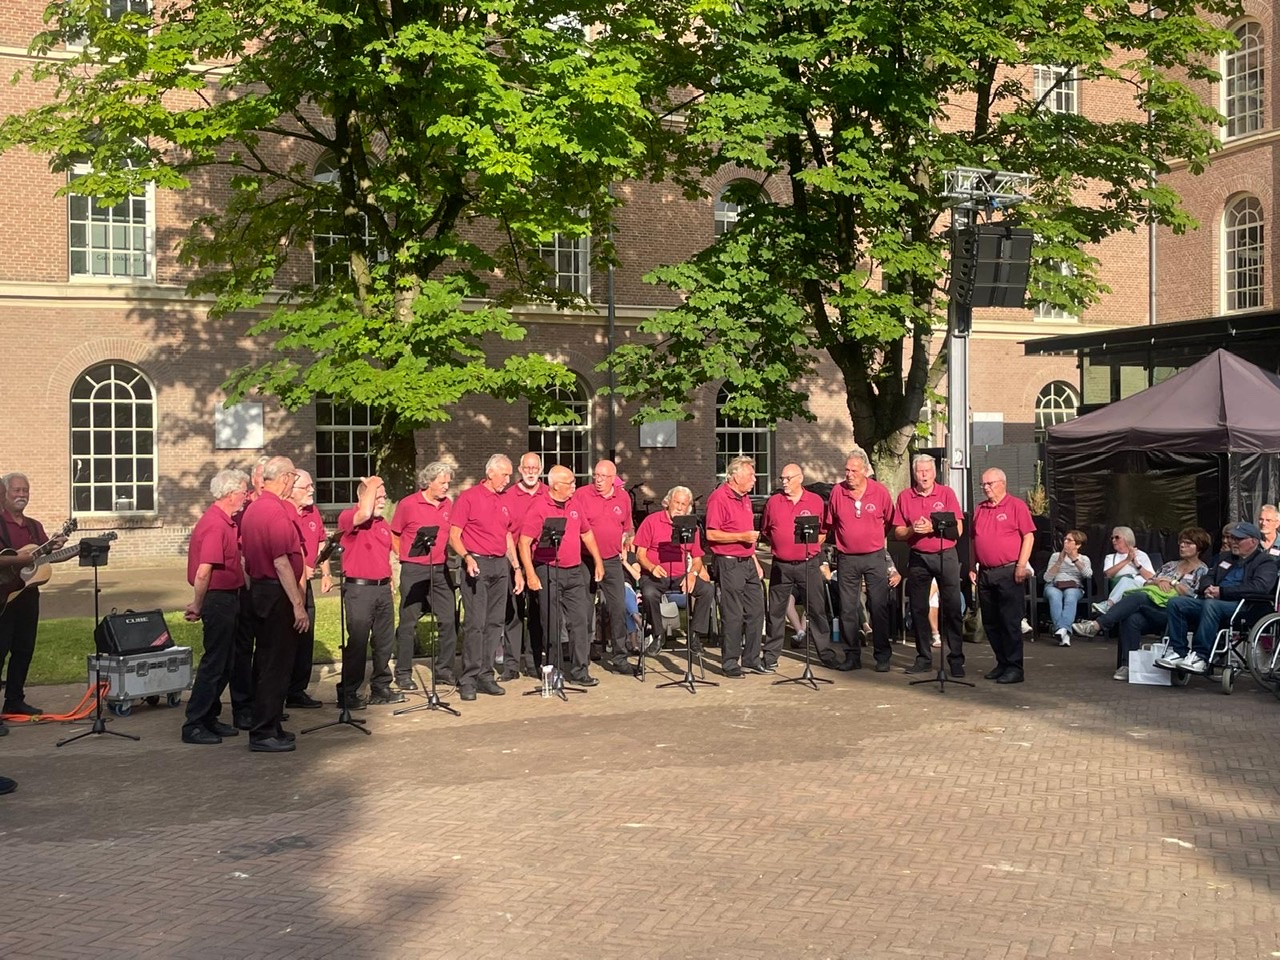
[4,615,1280,959]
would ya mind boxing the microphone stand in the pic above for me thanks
[303,540,371,736]
[395,527,459,717]
[909,517,973,694]
[774,517,832,689]
[524,519,583,702]
[658,518,717,694]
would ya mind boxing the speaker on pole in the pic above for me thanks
[949,223,1034,311]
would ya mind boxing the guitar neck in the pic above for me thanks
[43,543,83,565]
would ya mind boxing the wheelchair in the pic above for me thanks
[1157,580,1280,694]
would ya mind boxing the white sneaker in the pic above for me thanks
[1113,666,1129,681]
[1056,629,1071,647]
[1181,652,1209,674]
[1091,600,1112,615]
[1020,619,1033,635]
[931,634,942,648]
[1155,651,1185,669]
[1072,620,1100,638]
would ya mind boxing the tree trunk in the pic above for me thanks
[374,413,420,501]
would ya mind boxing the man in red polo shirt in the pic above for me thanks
[229,452,272,728]
[0,472,67,717]
[238,456,309,753]
[336,475,402,706]
[0,474,54,746]
[519,465,606,685]
[391,461,458,688]
[634,486,713,653]
[450,454,525,701]
[761,463,838,672]
[825,448,897,672]
[972,468,1035,684]
[572,459,634,675]
[705,455,765,678]
[502,452,546,680]
[181,468,251,745]
[285,468,330,710]
[893,454,966,676]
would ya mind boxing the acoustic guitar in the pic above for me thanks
[0,520,115,614]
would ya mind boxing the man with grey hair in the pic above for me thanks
[391,461,459,688]
[1258,504,1280,559]
[705,455,765,677]
[634,485,714,652]
[285,469,330,709]
[181,468,251,744]
[450,454,525,701]
[0,474,52,743]
[502,452,547,679]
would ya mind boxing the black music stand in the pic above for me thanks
[523,517,583,701]
[58,537,139,747]
[774,514,832,690]
[303,537,371,736]
[657,515,718,694]
[909,512,973,693]
[394,525,460,717]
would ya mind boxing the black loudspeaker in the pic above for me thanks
[950,223,1034,308]
[95,609,173,656]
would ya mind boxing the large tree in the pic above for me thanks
[2,0,693,491]
[605,0,1240,488]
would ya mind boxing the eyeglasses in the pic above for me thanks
[779,474,801,482]
[1111,535,1123,540]
[980,481,999,487]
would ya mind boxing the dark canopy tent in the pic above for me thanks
[1045,349,1280,560]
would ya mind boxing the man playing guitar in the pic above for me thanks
[0,473,68,718]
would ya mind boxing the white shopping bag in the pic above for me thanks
[1128,646,1172,686]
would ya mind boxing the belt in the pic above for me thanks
[775,556,817,563]
[345,577,391,586]
[718,555,755,562]
[983,562,1017,570]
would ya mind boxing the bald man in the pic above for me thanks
[572,460,634,675]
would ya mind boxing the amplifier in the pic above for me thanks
[95,609,174,656]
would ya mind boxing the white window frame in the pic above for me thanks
[529,382,592,486]
[67,1,152,51]
[67,162,155,281]
[1034,381,1080,443]
[539,233,591,297]
[1223,195,1265,313]
[312,155,379,284]
[314,397,378,509]
[1033,64,1079,116]
[714,180,765,237]
[1033,259,1078,321]
[1224,21,1265,141]
[715,385,774,484]
[70,361,157,515]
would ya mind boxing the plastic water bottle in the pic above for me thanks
[830,619,840,644]
[541,664,553,698]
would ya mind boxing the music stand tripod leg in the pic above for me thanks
[656,555,717,693]
[908,623,974,694]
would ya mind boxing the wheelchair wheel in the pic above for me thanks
[1221,666,1235,695]
[1246,612,1280,693]
[1171,670,1191,688]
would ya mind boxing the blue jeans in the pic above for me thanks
[1163,596,1239,658]
[1043,584,1082,632]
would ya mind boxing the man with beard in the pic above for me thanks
[572,460,634,675]
[502,452,546,679]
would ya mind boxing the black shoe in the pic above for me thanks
[0,720,8,737]
[744,661,768,675]
[249,736,296,753]
[645,635,665,657]
[950,665,966,679]
[285,693,324,709]
[434,671,458,687]
[234,712,254,730]
[996,668,1025,684]
[905,658,934,675]
[395,677,419,692]
[368,689,407,705]
[567,672,599,687]
[839,655,862,671]
[983,666,1006,680]
[498,667,521,682]
[604,657,633,675]
[475,676,507,696]
[281,711,290,722]
[279,730,296,742]
[874,661,891,673]
[760,660,778,674]
[206,720,239,737]
[459,686,477,701]
[3,702,42,716]
[341,696,368,711]
[521,665,541,680]
[182,726,222,745]
[0,776,15,795]
[722,663,744,678]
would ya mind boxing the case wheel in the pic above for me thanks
[166,692,183,707]
[109,701,133,717]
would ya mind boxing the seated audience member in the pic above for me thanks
[1072,527,1210,679]
[1154,521,1278,675]
[1094,526,1154,614]
[1042,531,1092,646]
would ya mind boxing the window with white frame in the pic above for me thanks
[1033,259,1078,321]
[1033,64,1079,115]
[70,362,156,514]
[315,397,378,508]
[312,155,377,284]
[538,233,591,296]
[714,181,763,237]
[1224,22,1264,140]
[715,385,773,484]
[1034,381,1079,442]
[68,1,151,50]
[1224,195,1265,312]
[68,163,153,279]
[529,382,592,485]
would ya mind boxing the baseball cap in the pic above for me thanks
[1230,521,1263,540]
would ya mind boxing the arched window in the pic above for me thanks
[529,381,592,485]
[70,362,156,514]
[68,159,153,279]
[1224,22,1264,140]
[714,181,764,237]
[1224,195,1264,312]
[312,155,377,284]
[1034,381,1079,442]
[716,385,773,483]
[315,397,378,508]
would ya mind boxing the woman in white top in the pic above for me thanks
[1095,525,1154,613]
[1043,530,1092,645]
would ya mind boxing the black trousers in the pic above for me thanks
[837,551,892,666]
[183,589,240,733]
[978,564,1024,673]
[639,573,713,643]
[461,555,509,689]
[767,557,831,664]
[340,581,395,696]
[535,563,591,674]
[906,548,964,668]
[229,585,256,718]
[505,590,543,675]
[0,587,40,709]
[717,555,764,670]
[395,562,458,680]
[248,579,301,741]
[287,581,316,699]
[590,556,629,656]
